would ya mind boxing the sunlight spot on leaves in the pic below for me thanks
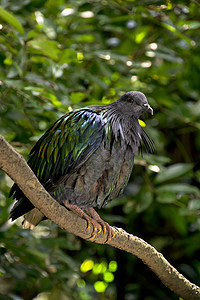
[80,259,94,273]
[139,119,146,127]
[61,8,75,16]
[94,281,108,293]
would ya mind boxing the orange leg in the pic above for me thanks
[63,201,102,240]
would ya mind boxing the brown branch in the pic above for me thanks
[0,134,200,300]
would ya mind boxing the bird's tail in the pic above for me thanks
[23,208,44,229]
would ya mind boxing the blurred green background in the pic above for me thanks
[0,1,200,299]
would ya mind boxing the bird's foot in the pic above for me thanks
[63,201,102,239]
[86,207,115,242]
[63,201,115,242]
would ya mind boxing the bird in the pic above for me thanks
[9,91,154,241]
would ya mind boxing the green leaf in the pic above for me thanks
[138,119,146,127]
[156,191,176,203]
[180,198,200,216]
[0,6,24,35]
[59,49,77,64]
[0,36,17,53]
[162,206,188,236]
[135,191,153,213]
[156,183,199,195]
[27,38,60,61]
[154,51,183,63]
[161,22,194,47]
[30,55,51,65]
[135,28,147,44]
[188,198,200,210]
[3,57,13,65]
[86,72,108,89]
[41,92,67,109]
[70,92,86,104]
[75,34,95,43]
[155,163,193,184]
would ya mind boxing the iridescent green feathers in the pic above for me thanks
[28,109,105,186]
[10,108,107,219]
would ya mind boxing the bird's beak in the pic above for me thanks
[144,103,153,115]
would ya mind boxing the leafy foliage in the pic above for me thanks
[0,1,200,299]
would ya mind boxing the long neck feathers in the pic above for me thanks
[100,104,154,154]
[102,105,142,150]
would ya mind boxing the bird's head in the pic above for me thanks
[118,91,153,119]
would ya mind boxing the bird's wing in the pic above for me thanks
[29,109,105,188]
[10,109,105,218]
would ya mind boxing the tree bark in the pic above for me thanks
[0,134,200,300]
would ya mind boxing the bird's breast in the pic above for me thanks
[53,139,135,209]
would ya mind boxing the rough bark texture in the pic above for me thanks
[0,134,200,300]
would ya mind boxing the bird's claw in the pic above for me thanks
[94,222,115,242]
[89,233,96,241]
[85,217,102,239]
[97,220,115,242]
[84,208,115,242]
[84,216,100,231]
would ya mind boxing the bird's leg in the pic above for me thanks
[86,207,115,242]
[63,201,102,239]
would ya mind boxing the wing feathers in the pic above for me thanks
[10,109,106,221]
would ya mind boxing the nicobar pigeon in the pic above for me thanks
[10,91,154,241]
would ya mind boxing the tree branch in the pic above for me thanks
[0,134,200,300]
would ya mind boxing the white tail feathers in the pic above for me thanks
[23,208,44,230]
